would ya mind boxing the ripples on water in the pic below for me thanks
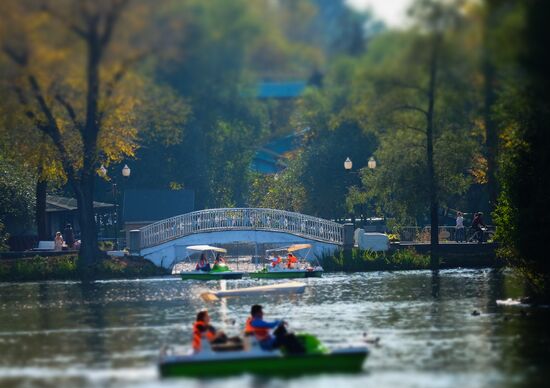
[0,269,549,388]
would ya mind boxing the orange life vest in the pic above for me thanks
[287,254,298,268]
[192,320,215,352]
[244,316,270,341]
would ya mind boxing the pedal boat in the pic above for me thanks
[249,244,323,279]
[176,245,244,280]
[159,334,368,378]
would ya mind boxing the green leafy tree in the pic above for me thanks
[0,0,186,270]
[0,155,35,236]
[494,0,550,301]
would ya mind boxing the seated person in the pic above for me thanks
[287,253,298,269]
[244,304,304,354]
[192,310,241,353]
[54,231,65,251]
[195,253,211,272]
[270,256,282,268]
[192,310,226,352]
[213,253,227,269]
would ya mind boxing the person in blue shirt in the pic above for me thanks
[244,305,304,353]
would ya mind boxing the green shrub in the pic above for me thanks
[320,248,429,272]
[0,255,167,281]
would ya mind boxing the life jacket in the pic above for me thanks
[244,316,270,341]
[287,254,298,268]
[192,320,215,352]
[271,257,282,267]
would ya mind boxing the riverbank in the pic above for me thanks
[322,246,504,272]
[0,246,504,282]
[0,255,168,282]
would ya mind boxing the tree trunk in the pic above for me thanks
[75,172,101,272]
[483,8,499,212]
[35,178,48,240]
[77,27,102,270]
[427,35,440,270]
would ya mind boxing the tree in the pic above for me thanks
[0,154,35,236]
[0,0,186,270]
[247,156,306,212]
[494,0,550,301]
[355,1,480,267]
[291,57,378,219]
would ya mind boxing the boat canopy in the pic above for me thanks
[266,243,311,254]
[287,244,312,252]
[186,245,227,253]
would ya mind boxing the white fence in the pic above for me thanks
[398,226,495,243]
[139,208,344,249]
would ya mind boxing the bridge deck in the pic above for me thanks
[139,208,344,249]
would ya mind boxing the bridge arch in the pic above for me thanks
[139,208,344,249]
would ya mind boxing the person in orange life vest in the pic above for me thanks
[192,310,226,352]
[195,253,211,272]
[270,256,282,268]
[287,253,298,269]
[244,304,282,350]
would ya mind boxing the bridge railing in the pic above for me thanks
[139,208,344,249]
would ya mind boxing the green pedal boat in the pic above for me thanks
[159,334,368,378]
[180,267,244,280]
[249,267,307,279]
[177,245,244,280]
[250,244,324,279]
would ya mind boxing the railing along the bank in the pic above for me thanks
[398,225,496,243]
[139,208,344,249]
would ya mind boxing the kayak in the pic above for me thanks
[159,334,368,378]
[180,271,245,280]
[249,268,307,279]
[201,281,306,301]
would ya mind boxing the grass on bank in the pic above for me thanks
[322,248,430,272]
[0,255,168,282]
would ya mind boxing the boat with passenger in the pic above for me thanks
[174,245,245,280]
[159,324,368,378]
[249,244,323,279]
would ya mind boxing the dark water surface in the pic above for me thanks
[1,270,549,388]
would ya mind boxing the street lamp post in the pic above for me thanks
[99,164,131,249]
[343,156,376,225]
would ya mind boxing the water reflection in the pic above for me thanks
[0,270,549,387]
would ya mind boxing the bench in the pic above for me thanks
[33,241,55,251]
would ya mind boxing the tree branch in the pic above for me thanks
[26,75,78,182]
[39,2,88,38]
[100,0,130,47]
[55,93,83,131]
[392,105,429,117]
[378,78,428,96]
[2,45,28,66]
[99,52,146,121]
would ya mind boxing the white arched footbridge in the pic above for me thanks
[134,208,345,269]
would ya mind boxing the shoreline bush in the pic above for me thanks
[322,248,430,272]
[0,255,168,282]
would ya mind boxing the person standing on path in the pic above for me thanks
[455,212,465,242]
[63,223,75,249]
[471,212,486,243]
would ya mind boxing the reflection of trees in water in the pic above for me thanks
[487,270,550,387]
[431,270,440,299]
[78,282,107,362]
[38,283,51,331]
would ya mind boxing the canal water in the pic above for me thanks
[1,270,549,388]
